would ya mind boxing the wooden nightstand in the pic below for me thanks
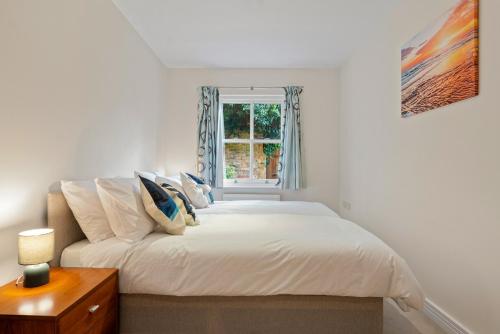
[0,267,118,334]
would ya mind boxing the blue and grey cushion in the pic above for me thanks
[138,176,186,235]
[186,173,214,204]
[180,172,209,209]
[161,183,200,226]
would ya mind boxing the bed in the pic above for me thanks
[48,192,424,334]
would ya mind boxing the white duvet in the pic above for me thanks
[78,201,424,310]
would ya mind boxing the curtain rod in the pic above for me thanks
[217,86,285,90]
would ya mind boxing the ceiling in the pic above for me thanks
[113,0,399,68]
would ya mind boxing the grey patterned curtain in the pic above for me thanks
[196,87,220,187]
[277,86,303,190]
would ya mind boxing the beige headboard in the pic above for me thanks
[47,192,85,267]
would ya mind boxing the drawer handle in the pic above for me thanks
[88,304,100,314]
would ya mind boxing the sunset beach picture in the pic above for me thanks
[401,0,479,117]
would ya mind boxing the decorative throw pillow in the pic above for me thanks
[161,183,200,226]
[180,172,209,209]
[186,173,215,204]
[61,180,114,243]
[134,170,158,182]
[95,178,155,243]
[138,176,186,235]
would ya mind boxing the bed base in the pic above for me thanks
[120,294,383,334]
[48,191,383,334]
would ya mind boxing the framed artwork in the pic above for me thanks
[401,0,479,118]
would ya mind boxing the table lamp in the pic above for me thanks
[18,228,54,288]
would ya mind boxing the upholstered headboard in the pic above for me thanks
[47,192,85,267]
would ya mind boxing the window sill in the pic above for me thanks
[223,183,280,190]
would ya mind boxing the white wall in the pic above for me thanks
[160,69,339,209]
[0,0,167,283]
[339,0,500,333]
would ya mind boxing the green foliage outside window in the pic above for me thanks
[263,143,280,166]
[223,104,250,139]
[254,104,281,139]
[223,103,282,178]
[225,164,237,179]
[254,104,281,165]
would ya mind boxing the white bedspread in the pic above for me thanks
[77,201,424,310]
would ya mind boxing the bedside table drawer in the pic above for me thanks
[58,274,118,334]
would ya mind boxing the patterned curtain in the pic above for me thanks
[277,86,303,190]
[196,87,220,187]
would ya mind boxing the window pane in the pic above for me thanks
[254,104,281,140]
[253,143,281,180]
[224,143,250,179]
[223,104,250,139]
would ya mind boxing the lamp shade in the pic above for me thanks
[18,228,54,265]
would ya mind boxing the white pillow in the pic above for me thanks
[61,180,114,243]
[155,175,186,196]
[180,172,209,209]
[95,178,155,243]
[134,170,158,182]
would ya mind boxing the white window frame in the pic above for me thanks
[220,94,285,188]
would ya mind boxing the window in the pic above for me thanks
[221,95,284,187]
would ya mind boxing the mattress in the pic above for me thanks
[61,200,424,310]
[60,239,90,267]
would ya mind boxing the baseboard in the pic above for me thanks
[423,299,472,334]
